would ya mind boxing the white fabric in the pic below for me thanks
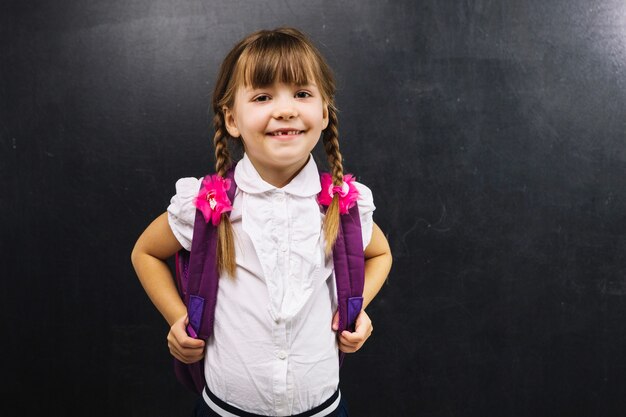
[167,153,375,416]
[202,388,341,417]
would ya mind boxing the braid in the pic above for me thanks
[321,106,343,255]
[213,114,232,177]
[323,107,343,185]
[212,113,236,277]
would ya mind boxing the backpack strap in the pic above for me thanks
[331,201,365,334]
[185,165,237,339]
[321,171,365,365]
[173,165,237,395]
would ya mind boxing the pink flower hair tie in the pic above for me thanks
[318,173,360,214]
[194,174,233,226]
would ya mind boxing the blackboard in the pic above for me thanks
[3,0,626,416]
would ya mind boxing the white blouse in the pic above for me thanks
[167,153,375,416]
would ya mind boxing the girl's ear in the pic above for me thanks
[322,104,329,130]
[223,107,241,138]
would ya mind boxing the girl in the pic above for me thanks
[131,27,392,417]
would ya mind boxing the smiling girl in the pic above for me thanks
[131,27,392,417]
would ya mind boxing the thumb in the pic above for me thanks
[331,311,339,331]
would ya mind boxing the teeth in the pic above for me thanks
[271,131,300,136]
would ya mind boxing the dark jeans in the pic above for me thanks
[192,396,350,417]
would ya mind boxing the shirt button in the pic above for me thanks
[277,350,287,360]
[274,194,284,202]
[280,243,288,252]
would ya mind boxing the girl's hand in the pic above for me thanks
[167,314,206,364]
[331,310,373,353]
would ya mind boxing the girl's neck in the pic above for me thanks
[247,154,310,188]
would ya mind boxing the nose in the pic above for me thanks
[272,99,298,120]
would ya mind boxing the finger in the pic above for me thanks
[353,318,373,337]
[179,337,206,348]
[340,330,368,343]
[338,333,362,348]
[170,326,206,348]
[170,343,205,363]
[338,341,360,353]
[174,352,204,364]
[181,350,205,363]
[168,332,205,359]
[169,342,185,361]
[339,341,359,352]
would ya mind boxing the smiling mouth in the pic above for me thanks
[268,129,304,137]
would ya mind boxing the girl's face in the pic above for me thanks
[224,81,329,182]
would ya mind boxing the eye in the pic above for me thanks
[295,91,312,99]
[253,94,271,102]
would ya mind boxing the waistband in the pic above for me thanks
[202,386,341,417]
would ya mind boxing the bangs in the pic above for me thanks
[215,28,336,110]
[236,34,320,88]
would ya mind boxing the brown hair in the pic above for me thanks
[211,27,345,277]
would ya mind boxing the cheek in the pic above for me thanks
[238,112,266,134]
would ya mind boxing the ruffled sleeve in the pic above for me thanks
[353,181,376,249]
[167,177,202,251]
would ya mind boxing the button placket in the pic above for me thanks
[272,191,290,277]
[272,318,289,415]
[271,190,291,414]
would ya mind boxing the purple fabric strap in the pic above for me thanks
[332,203,365,333]
[188,166,237,339]
[173,166,237,394]
[331,202,365,366]
[173,167,365,394]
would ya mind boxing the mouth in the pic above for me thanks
[267,129,304,138]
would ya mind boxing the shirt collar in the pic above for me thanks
[234,153,321,197]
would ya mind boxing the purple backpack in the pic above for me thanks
[173,166,365,394]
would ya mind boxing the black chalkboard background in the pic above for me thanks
[2,1,626,416]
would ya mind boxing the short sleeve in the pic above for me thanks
[353,181,376,249]
[167,177,202,251]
